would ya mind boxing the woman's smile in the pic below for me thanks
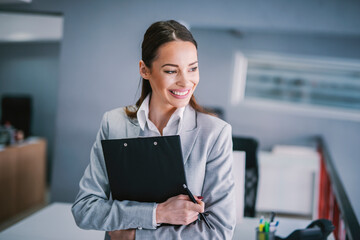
[169,89,191,99]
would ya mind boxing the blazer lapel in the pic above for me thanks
[179,106,199,165]
[126,117,140,138]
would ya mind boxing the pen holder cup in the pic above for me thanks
[256,227,276,240]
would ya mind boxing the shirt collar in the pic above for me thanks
[136,93,185,134]
[137,94,150,131]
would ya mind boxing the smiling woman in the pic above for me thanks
[71,20,236,240]
[125,20,210,121]
[138,40,200,133]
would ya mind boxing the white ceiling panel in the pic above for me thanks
[0,12,63,42]
[0,0,31,3]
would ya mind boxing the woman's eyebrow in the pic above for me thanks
[161,63,178,68]
[161,61,198,68]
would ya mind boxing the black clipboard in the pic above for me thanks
[101,135,187,203]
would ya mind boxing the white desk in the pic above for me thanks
[0,203,103,240]
[0,203,325,240]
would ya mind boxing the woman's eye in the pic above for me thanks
[164,70,176,74]
[189,67,198,72]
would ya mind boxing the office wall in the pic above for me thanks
[0,42,60,182]
[1,0,359,220]
[192,28,360,221]
[192,28,360,144]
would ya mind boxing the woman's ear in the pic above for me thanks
[139,60,150,80]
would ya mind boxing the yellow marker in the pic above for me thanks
[259,223,264,232]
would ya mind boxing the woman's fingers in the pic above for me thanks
[194,196,205,208]
[183,211,200,225]
[175,194,190,200]
[156,194,206,225]
[185,200,204,213]
[176,195,205,212]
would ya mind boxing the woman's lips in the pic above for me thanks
[169,89,191,99]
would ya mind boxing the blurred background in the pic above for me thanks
[0,0,359,236]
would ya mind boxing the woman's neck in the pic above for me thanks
[148,97,176,135]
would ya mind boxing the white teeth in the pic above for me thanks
[171,90,189,96]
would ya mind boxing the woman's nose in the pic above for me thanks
[177,71,190,86]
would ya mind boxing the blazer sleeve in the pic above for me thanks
[71,112,158,231]
[135,124,236,240]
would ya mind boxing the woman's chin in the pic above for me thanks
[165,95,190,108]
[169,100,189,109]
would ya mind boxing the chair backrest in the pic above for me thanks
[203,106,225,120]
[232,136,259,217]
[232,150,246,223]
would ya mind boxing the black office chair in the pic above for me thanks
[232,136,259,217]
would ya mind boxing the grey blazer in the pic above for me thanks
[72,105,236,240]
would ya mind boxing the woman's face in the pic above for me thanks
[140,40,199,111]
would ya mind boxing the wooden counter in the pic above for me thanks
[0,138,46,224]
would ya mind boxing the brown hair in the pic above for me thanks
[125,20,211,119]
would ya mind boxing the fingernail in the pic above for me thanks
[197,196,203,200]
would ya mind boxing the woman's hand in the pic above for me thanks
[108,229,135,240]
[156,194,205,225]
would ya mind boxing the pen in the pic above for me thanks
[270,211,276,223]
[183,184,213,230]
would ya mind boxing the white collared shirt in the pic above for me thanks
[137,94,185,136]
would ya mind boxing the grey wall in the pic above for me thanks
[0,42,60,182]
[192,28,360,221]
[1,0,359,221]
